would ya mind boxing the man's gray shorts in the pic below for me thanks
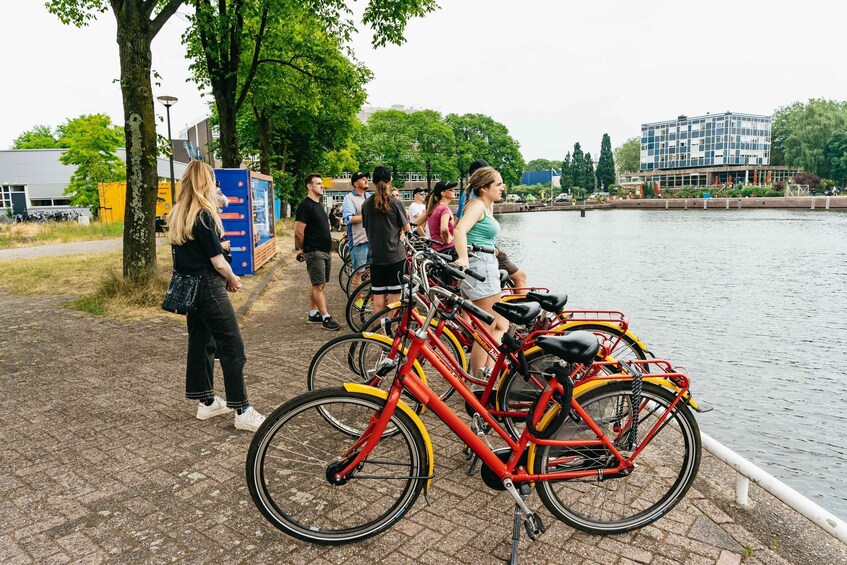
[305,251,331,285]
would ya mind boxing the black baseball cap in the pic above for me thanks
[433,181,458,197]
[350,172,367,183]
[468,159,489,177]
[413,187,428,195]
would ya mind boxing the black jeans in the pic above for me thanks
[185,275,249,409]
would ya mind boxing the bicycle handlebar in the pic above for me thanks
[468,243,496,254]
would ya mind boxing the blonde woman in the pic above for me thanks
[453,166,509,374]
[169,161,264,432]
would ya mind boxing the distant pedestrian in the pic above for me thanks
[362,166,411,312]
[295,174,340,331]
[408,187,428,235]
[342,172,371,291]
[168,160,265,432]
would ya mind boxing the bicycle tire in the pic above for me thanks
[337,258,353,293]
[345,279,374,331]
[531,381,701,534]
[360,305,466,400]
[306,333,428,411]
[247,389,428,544]
[344,263,372,296]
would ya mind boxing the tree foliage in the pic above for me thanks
[583,152,595,192]
[559,152,572,190]
[12,125,63,149]
[525,158,559,172]
[57,114,126,213]
[570,143,585,189]
[444,113,525,188]
[773,99,847,176]
[614,136,641,174]
[408,110,456,189]
[825,132,847,185]
[596,133,615,191]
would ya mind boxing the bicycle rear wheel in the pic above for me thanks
[346,280,374,331]
[307,333,429,409]
[246,389,428,544]
[532,381,701,534]
[345,264,371,296]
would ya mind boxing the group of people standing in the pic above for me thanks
[166,158,526,433]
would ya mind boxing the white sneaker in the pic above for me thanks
[234,406,265,432]
[196,396,232,420]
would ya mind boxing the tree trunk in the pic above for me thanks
[116,7,159,284]
[256,109,272,175]
[215,83,241,167]
[426,161,432,190]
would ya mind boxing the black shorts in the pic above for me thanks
[496,247,520,275]
[305,251,331,285]
[370,260,406,296]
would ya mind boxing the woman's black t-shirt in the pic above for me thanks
[172,211,225,275]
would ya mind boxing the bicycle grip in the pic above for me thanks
[470,243,496,254]
[463,268,486,282]
[458,297,495,325]
[443,264,466,280]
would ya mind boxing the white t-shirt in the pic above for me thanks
[408,201,428,236]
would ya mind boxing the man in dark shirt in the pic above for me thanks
[294,174,340,331]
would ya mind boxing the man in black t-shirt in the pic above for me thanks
[294,174,340,331]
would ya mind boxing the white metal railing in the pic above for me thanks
[700,432,846,543]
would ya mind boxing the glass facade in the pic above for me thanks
[640,112,771,171]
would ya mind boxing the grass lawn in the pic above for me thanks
[0,234,295,318]
[0,221,123,249]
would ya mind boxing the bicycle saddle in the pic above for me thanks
[535,332,600,364]
[526,290,568,313]
[493,301,542,326]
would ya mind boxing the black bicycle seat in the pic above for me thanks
[535,332,599,364]
[526,291,568,313]
[493,301,542,326]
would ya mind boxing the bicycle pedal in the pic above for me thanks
[523,513,546,541]
[462,445,473,460]
[466,454,480,476]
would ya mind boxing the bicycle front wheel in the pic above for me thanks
[346,280,374,331]
[247,389,429,544]
[532,381,701,534]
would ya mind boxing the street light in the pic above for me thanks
[156,95,178,209]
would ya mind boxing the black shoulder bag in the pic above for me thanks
[162,247,201,315]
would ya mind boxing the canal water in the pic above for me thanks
[496,208,847,519]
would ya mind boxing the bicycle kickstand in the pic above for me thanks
[509,483,535,565]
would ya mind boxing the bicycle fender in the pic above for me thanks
[566,377,703,411]
[360,332,430,388]
[342,383,435,493]
[557,321,649,353]
[426,320,468,372]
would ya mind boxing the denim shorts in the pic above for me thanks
[461,252,501,300]
[350,242,371,270]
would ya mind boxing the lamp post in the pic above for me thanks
[156,95,178,208]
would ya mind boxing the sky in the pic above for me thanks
[2,0,846,160]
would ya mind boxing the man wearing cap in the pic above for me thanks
[408,188,428,236]
[342,172,371,291]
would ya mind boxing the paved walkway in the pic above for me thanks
[1,254,844,564]
[0,237,167,261]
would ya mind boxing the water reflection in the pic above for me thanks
[496,209,847,518]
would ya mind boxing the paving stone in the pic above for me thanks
[716,549,742,565]
[688,515,744,553]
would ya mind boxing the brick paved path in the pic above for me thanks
[1,256,844,564]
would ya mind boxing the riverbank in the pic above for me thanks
[489,195,847,214]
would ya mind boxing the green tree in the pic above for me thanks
[596,133,615,191]
[583,152,595,192]
[559,152,573,190]
[12,125,63,149]
[57,114,126,213]
[358,109,416,186]
[444,113,525,189]
[47,0,184,284]
[525,158,559,172]
[408,110,456,189]
[570,142,584,189]
[825,131,847,185]
[186,0,437,168]
[770,101,804,166]
[775,99,847,175]
[613,136,641,174]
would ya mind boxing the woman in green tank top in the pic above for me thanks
[453,166,510,374]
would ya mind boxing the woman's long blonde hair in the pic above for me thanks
[168,160,223,245]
